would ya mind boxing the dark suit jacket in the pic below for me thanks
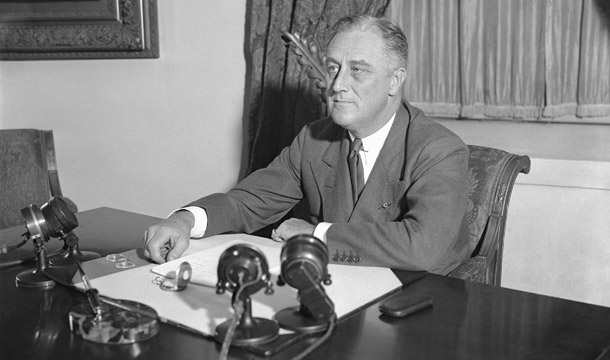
[190,102,470,275]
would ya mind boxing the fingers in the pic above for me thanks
[144,227,168,263]
[270,228,285,242]
[143,224,189,264]
[143,230,151,257]
[166,237,189,262]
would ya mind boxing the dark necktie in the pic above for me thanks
[348,138,364,200]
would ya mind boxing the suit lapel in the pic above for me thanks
[350,105,411,221]
[312,132,354,222]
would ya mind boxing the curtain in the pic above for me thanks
[396,0,462,118]
[246,0,390,175]
[390,0,610,123]
[578,0,610,118]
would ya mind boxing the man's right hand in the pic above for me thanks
[143,210,195,263]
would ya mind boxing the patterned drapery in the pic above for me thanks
[246,0,390,175]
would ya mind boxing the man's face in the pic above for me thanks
[325,29,397,138]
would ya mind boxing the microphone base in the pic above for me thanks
[215,317,279,346]
[15,268,55,289]
[274,306,329,333]
[16,238,55,289]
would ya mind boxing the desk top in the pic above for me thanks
[1,207,610,360]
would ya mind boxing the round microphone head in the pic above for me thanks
[280,234,328,289]
[216,243,270,295]
[41,197,79,238]
[21,196,78,241]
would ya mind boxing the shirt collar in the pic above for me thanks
[348,113,396,153]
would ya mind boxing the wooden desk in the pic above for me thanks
[1,207,610,359]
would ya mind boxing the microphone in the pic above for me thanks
[215,243,279,348]
[35,197,100,267]
[22,196,79,241]
[275,234,335,333]
[15,196,80,288]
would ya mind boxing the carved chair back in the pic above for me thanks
[449,145,531,285]
[0,129,71,230]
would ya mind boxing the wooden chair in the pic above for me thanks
[448,145,531,286]
[0,129,76,230]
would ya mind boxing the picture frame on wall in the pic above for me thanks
[0,0,159,60]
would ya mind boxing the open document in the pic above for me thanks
[151,239,282,287]
[81,233,403,336]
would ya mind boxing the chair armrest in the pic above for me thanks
[448,256,488,283]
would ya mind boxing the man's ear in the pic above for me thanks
[389,67,407,97]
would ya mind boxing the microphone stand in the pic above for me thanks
[275,269,334,333]
[15,233,55,289]
[215,270,279,347]
[47,231,100,266]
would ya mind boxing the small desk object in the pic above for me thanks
[2,207,610,359]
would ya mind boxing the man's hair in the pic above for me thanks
[329,15,408,70]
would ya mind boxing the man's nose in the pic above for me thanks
[330,68,349,94]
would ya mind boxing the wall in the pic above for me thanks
[438,119,610,308]
[0,1,247,218]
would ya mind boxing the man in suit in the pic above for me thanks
[144,15,470,275]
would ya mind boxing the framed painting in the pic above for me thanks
[0,0,159,60]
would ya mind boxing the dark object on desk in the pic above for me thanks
[379,293,433,318]
[69,299,160,345]
[68,260,160,345]
[275,234,335,333]
[379,271,430,319]
[448,145,531,285]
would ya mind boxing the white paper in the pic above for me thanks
[84,234,403,336]
[151,239,282,287]
[88,263,401,336]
